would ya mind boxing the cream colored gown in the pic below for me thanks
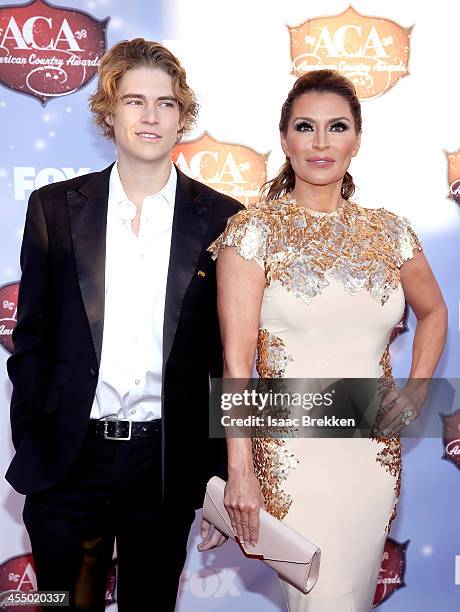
[209,195,421,612]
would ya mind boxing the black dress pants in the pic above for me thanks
[22,426,195,611]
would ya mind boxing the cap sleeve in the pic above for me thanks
[397,216,422,266]
[384,211,422,267]
[208,209,267,269]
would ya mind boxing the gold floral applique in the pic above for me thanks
[208,196,422,306]
[252,329,298,520]
[370,342,402,532]
[256,329,293,378]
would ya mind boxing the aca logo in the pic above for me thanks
[173,132,268,207]
[288,6,412,100]
[0,281,19,354]
[440,409,460,470]
[445,149,460,204]
[373,537,408,606]
[0,553,117,609]
[0,0,108,104]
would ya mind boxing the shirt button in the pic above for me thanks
[131,409,136,415]
[135,379,140,385]
[122,219,127,225]
[89,368,97,377]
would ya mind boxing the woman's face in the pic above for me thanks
[281,92,361,190]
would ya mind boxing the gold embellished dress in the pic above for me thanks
[208,195,422,612]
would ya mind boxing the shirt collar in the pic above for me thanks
[108,161,177,212]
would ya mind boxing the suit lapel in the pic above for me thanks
[67,165,113,366]
[67,164,210,372]
[162,168,211,373]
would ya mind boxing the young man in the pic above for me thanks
[6,38,242,611]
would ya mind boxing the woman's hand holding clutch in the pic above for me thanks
[223,472,265,548]
[197,473,265,552]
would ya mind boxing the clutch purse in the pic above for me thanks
[202,476,321,593]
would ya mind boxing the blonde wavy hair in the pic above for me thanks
[89,38,198,141]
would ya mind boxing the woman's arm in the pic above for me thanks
[380,249,448,431]
[198,246,266,550]
[218,247,266,547]
[400,250,447,378]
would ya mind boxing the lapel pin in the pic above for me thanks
[197,270,206,277]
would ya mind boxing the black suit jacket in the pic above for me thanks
[5,164,243,510]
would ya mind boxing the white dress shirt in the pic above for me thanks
[89,162,177,421]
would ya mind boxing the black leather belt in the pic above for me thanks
[87,418,161,440]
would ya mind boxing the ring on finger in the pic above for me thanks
[401,408,414,425]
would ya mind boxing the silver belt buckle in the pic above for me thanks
[103,418,132,441]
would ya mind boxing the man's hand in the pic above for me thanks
[197,519,228,552]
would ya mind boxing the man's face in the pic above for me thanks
[105,66,182,166]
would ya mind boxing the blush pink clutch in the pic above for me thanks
[202,476,321,593]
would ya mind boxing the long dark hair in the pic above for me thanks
[262,70,362,201]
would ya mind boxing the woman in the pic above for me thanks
[201,70,447,610]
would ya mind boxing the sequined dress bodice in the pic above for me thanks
[209,195,421,379]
